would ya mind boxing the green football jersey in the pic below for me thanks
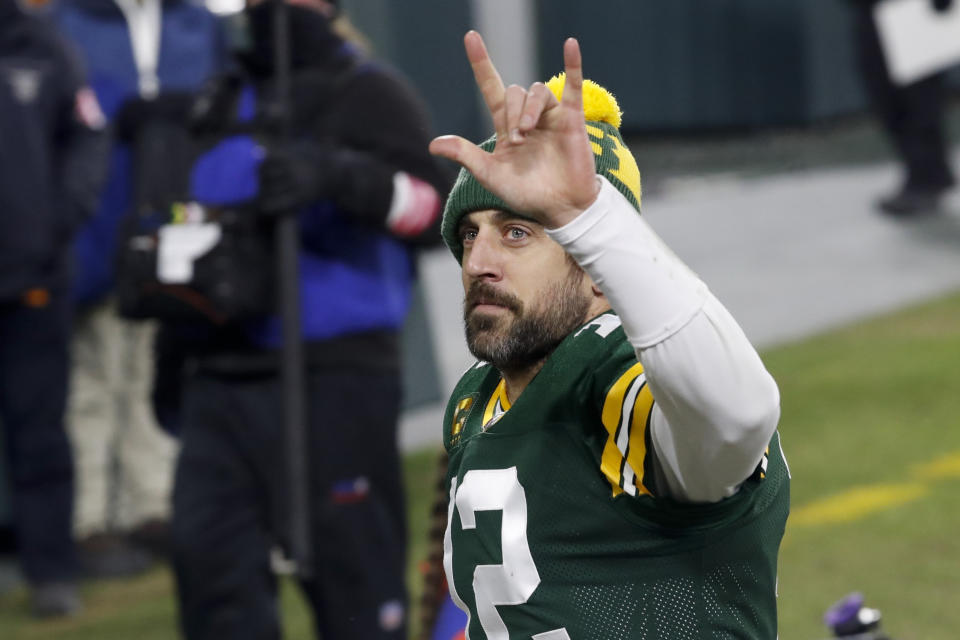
[442,312,790,640]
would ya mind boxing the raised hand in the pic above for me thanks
[429,31,601,228]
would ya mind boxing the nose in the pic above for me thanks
[462,227,502,282]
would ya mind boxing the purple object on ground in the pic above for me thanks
[825,592,866,628]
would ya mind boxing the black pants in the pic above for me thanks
[0,296,76,584]
[172,366,407,640]
[853,4,955,191]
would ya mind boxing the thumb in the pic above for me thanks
[429,135,490,179]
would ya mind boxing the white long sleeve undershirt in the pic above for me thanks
[546,177,781,503]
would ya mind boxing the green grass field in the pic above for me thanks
[772,291,960,640]
[1,291,958,639]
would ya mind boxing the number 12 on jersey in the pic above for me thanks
[443,467,570,640]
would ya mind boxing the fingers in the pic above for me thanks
[501,82,559,144]
[501,38,584,145]
[463,31,575,144]
[429,135,489,179]
[518,82,557,134]
[561,37,584,117]
[464,31,507,138]
[504,85,527,144]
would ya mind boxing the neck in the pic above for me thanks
[500,359,547,404]
[587,298,612,321]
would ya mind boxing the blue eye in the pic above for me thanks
[461,229,478,243]
[508,227,527,240]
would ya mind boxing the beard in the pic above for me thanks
[463,267,592,376]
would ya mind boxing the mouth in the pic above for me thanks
[471,302,510,314]
[468,292,520,316]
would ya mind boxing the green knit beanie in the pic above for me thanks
[441,73,643,262]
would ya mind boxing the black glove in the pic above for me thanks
[257,141,338,215]
[932,0,952,12]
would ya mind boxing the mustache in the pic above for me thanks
[464,282,523,314]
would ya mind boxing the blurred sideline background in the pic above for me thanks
[2,0,960,638]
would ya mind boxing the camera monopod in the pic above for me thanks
[268,0,313,580]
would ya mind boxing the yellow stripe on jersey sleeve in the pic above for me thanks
[625,384,654,496]
[600,362,654,497]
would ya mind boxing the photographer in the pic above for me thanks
[166,1,450,639]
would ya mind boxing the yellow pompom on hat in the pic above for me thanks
[441,73,642,262]
[544,73,622,129]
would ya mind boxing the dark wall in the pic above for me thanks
[345,0,956,137]
[343,0,483,142]
[536,0,868,133]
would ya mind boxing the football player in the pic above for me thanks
[427,32,789,639]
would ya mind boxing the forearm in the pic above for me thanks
[642,301,781,502]
[327,147,443,241]
[316,71,450,243]
[547,178,780,502]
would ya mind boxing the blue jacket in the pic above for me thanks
[189,80,418,347]
[54,0,225,305]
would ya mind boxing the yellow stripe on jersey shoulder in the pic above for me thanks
[600,362,655,498]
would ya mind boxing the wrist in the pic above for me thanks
[543,176,603,229]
